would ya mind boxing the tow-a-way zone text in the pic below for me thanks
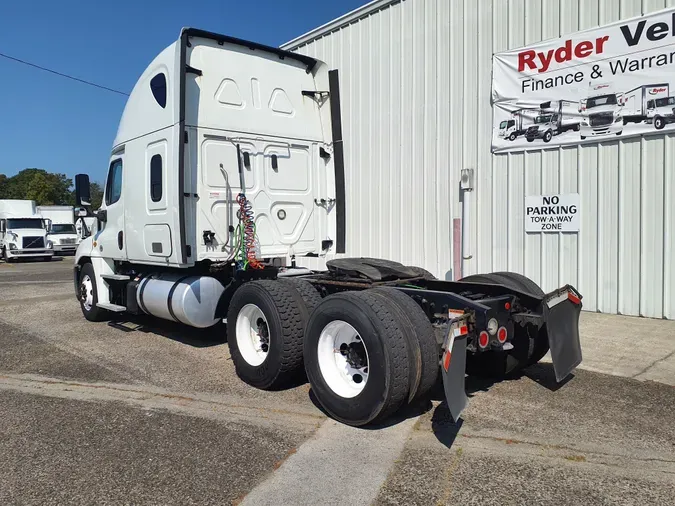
[528,214,575,230]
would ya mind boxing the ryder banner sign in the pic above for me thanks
[492,7,675,152]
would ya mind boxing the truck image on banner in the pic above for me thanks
[492,6,675,152]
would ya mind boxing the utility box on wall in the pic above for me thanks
[283,0,675,319]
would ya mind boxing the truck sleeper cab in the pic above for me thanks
[73,28,583,427]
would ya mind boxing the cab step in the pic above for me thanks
[96,302,127,312]
[102,274,131,281]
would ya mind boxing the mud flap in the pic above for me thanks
[543,287,583,382]
[441,334,468,422]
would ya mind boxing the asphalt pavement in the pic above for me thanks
[0,258,673,505]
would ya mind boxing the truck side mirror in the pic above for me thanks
[75,174,91,207]
[0,220,5,233]
[44,219,52,232]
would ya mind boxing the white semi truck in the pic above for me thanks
[73,28,583,426]
[579,82,623,139]
[0,200,54,261]
[621,83,669,125]
[37,205,79,255]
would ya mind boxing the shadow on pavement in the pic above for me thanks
[307,389,434,430]
[430,404,464,448]
[108,315,227,348]
[523,362,575,391]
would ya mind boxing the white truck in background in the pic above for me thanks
[646,94,675,130]
[75,213,97,242]
[37,205,79,255]
[579,82,623,139]
[0,200,54,261]
[622,83,669,125]
[525,100,580,143]
[498,107,537,141]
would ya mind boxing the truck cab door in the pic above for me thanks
[96,156,127,260]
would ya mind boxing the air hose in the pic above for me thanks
[235,144,263,270]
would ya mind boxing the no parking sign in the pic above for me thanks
[525,193,580,232]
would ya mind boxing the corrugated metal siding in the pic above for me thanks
[284,0,675,319]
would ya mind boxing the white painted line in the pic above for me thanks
[241,416,418,506]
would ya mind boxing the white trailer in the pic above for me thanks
[37,205,78,255]
[72,28,582,427]
[622,83,669,124]
[0,200,54,261]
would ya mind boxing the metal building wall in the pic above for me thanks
[283,0,675,319]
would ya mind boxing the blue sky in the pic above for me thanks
[0,0,368,183]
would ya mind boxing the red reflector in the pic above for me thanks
[478,331,489,348]
[504,302,511,310]
[568,292,581,305]
[443,351,452,372]
[459,325,468,335]
[497,326,507,343]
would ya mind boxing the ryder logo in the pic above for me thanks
[649,87,668,94]
[518,37,610,73]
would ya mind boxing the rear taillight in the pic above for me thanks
[478,331,489,349]
[568,292,581,305]
[497,326,508,343]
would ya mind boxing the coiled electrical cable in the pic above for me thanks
[236,192,263,270]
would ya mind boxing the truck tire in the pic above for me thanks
[304,291,410,426]
[370,287,439,401]
[78,262,111,322]
[461,272,547,377]
[227,280,308,390]
[655,116,665,130]
[580,135,586,140]
[509,133,517,141]
[527,137,534,142]
[543,130,553,143]
[407,266,436,280]
[278,278,322,312]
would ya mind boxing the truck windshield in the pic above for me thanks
[586,94,617,109]
[654,97,675,107]
[499,121,508,129]
[535,115,552,124]
[50,224,76,234]
[7,218,44,230]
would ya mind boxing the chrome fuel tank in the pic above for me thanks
[137,274,224,328]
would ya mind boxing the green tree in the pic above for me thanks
[0,174,8,198]
[0,169,73,205]
[90,182,104,210]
